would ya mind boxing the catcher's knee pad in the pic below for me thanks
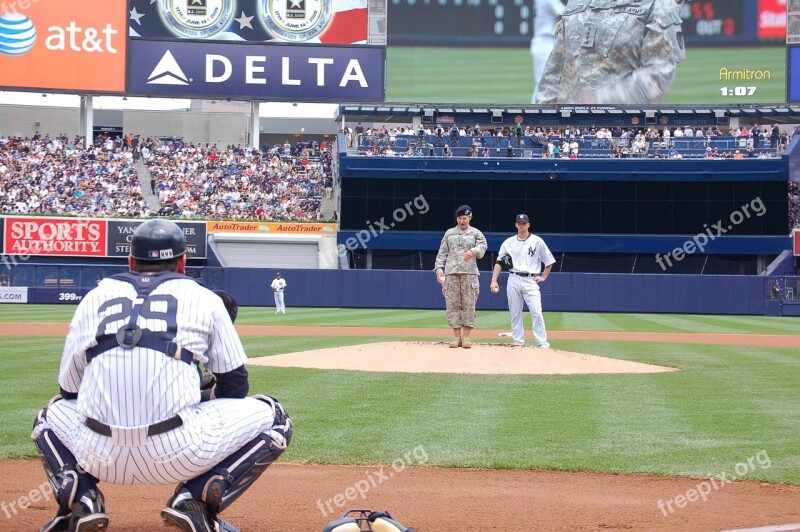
[199,433,285,515]
[183,395,291,515]
[32,398,98,513]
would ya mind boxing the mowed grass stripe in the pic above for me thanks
[3,335,799,482]
[4,306,800,335]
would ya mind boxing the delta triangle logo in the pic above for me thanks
[146,50,190,85]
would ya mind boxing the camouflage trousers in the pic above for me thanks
[442,274,480,328]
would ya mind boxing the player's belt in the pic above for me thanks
[84,415,183,438]
[511,271,537,277]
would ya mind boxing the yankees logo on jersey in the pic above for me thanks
[498,234,555,275]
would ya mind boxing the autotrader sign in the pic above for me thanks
[107,220,207,259]
[127,39,385,102]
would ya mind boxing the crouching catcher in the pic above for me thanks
[31,219,292,532]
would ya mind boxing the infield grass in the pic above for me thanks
[386,46,786,105]
[5,305,800,335]
[0,307,798,484]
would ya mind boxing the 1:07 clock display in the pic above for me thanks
[719,86,757,96]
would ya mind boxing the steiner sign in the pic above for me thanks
[127,39,385,102]
[107,220,207,259]
[4,217,106,257]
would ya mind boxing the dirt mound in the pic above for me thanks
[246,341,676,375]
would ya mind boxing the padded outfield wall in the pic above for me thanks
[4,265,798,316]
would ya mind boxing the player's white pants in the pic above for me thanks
[274,291,285,313]
[531,36,556,104]
[506,274,550,347]
[42,397,275,485]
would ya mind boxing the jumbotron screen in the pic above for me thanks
[384,0,788,105]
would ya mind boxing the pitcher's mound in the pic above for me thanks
[246,342,676,375]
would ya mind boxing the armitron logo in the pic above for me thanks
[147,50,191,85]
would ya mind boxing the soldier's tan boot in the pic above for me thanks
[449,328,462,348]
[461,327,472,348]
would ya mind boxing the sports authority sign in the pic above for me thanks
[4,217,106,256]
[0,217,207,259]
[127,39,385,101]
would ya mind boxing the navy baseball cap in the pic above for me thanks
[516,214,530,224]
[455,205,472,216]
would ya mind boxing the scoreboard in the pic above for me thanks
[387,0,784,47]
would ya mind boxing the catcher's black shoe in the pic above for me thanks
[41,489,109,532]
[161,488,239,532]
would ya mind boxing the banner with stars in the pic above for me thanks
[128,0,371,44]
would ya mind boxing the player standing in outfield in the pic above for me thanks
[434,205,488,349]
[271,272,287,314]
[535,0,685,104]
[490,214,556,348]
[31,219,291,532]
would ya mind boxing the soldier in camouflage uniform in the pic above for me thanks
[535,0,685,105]
[434,205,488,348]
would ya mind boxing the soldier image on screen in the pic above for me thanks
[535,0,686,105]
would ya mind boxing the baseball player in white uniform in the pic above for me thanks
[271,272,287,314]
[31,219,292,532]
[490,214,556,347]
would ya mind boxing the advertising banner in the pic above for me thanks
[127,39,385,101]
[0,0,127,92]
[127,0,381,45]
[0,287,28,304]
[794,228,800,256]
[384,0,787,105]
[107,220,207,258]
[3,217,106,257]
[759,0,788,39]
[206,221,337,235]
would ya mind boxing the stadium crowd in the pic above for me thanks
[0,133,151,217]
[352,123,790,159]
[146,139,329,220]
[0,133,332,221]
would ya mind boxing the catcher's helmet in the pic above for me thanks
[130,219,187,261]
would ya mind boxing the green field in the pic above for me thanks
[386,46,786,105]
[1,306,798,484]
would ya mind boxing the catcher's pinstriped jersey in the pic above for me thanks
[42,276,277,485]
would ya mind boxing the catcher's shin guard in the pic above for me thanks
[32,401,101,520]
[184,395,292,516]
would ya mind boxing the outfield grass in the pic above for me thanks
[1,310,798,484]
[386,46,786,105]
[5,305,800,335]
